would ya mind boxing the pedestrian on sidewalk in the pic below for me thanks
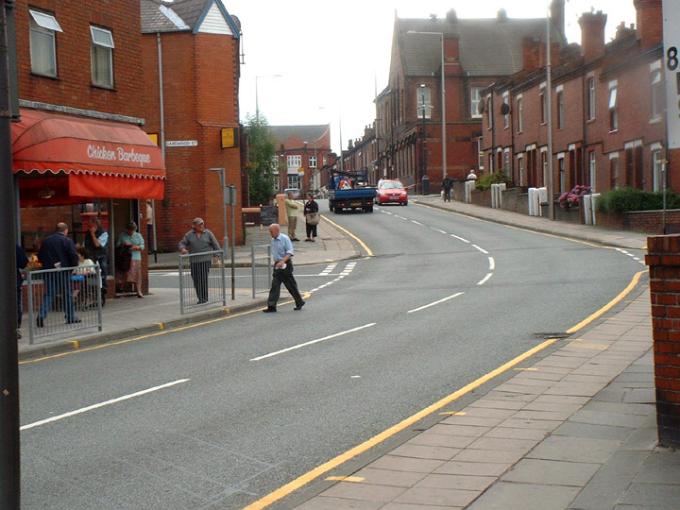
[466,169,478,182]
[304,192,320,242]
[84,217,109,306]
[116,221,145,298]
[285,192,301,241]
[178,218,221,304]
[16,244,28,338]
[442,175,453,202]
[37,222,80,327]
[263,223,305,313]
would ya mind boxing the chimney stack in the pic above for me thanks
[550,0,565,38]
[634,0,662,49]
[522,37,541,72]
[579,11,607,62]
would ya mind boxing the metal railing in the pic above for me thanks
[251,244,272,298]
[178,250,226,314]
[25,264,103,344]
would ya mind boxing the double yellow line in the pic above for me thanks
[242,270,647,509]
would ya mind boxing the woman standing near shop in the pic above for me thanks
[303,192,320,242]
[116,221,145,298]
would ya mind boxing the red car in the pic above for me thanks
[375,180,408,206]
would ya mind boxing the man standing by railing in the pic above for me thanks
[85,217,109,306]
[178,218,221,304]
[36,222,80,327]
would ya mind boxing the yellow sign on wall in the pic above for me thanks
[221,127,239,149]
[147,133,159,146]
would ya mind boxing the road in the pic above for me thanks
[19,200,645,509]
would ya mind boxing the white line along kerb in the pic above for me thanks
[408,292,464,314]
[450,234,470,244]
[251,323,377,361]
[472,244,489,255]
[21,379,190,431]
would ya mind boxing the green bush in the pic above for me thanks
[475,171,510,191]
[597,187,680,214]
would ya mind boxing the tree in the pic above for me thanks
[245,114,277,205]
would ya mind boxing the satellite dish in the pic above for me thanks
[500,103,511,115]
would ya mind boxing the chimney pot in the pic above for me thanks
[579,11,607,62]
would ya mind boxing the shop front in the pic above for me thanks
[12,108,165,297]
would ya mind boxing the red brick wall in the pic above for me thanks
[646,234,680,448]
[141,31,243,251]
[15,0,144,118]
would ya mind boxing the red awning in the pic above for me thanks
[12,109,166,205]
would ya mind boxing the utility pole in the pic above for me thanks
[546,10,555,220]
[0,1,21,508]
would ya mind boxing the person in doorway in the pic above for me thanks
[442,175,453,202]
[178,218,221,304]
[16,244,28,338]
[466,169,478,182]
[84,217,109,306]
[285,192,300,241]
[116,221,145,298]
[146,200,155,254]
[263,223,305,313]
[36,223,80,327]
[304,192,320,242]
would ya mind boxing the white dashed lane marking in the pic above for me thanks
[309,261,358,294]
[477,273,493,286]
[472,244,489,255]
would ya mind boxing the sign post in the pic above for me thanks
[225,186,237,301]
[663,3,680,233]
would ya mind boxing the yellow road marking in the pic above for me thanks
[320,214,374,257]
[566,270,646,334]
[70,340,80,350]
[439,411,466,416]
[241,337,558,510]
[325,476,364,483]
[19,295,310,365]
[513,367,538,372]
[243,270,645,509]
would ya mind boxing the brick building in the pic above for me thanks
[481,0,669,197]
[268,124,332,194]
[141,0,243,250]
[346,3,566,192]
[12,0,166,293]
[342,124,379,178]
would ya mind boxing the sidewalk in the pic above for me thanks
[19,210,359,361]
[149,209,360,270]
[414,195,648,251]
[295,287,680,510]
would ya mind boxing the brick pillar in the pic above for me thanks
[646,234,680,447]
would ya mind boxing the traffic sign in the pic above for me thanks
[664,2,680,149]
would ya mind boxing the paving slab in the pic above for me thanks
[414,474,496,492]
[467,482,581,510]
[527,436,621,464]
[352,468,428,488]
[296,496,383,510]
[390,444,461,461]
[322,482,407,503]
[501,458,601,487]
[369,456,447,474]
[394,486,479,507]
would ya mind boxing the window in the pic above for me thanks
[541,150,548,188]
[287,155,301,170]
[470,87,483,118]
[417,85,432,119]
[29,9,62,77]
[625,142,643,188]
[556,89,565,129]
[309,155,317,168]
[503,149,510,177]
[517,154,525,186]
[488,153,494,172]
[271,156,280,175]
[477,139,484,170]
[517,96,524,132]
[589,151,597,191]
[558,154,566,193]
[609,82,618,132]
[486,95,493,129]
[651,65,663,121]
[609,154,619,189]
[91,26,114,88]
[587,76,596,120]
[652,147,664,192]
[287,174,300,189]
[502,92,509,129]
[539,85,546,124]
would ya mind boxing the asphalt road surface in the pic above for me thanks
[19,200,645,509]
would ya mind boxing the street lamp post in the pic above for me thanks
[419,84,427,194]
[407,31,446,182]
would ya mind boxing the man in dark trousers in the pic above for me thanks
[263,223,305,313]
[178,217,221,304]
[37,222,80,327]
[442,175,453,202]
[84,217,109,306]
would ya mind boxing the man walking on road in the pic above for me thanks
[178,218,221,304]
[37,222,80,327]
[263,223,305,313]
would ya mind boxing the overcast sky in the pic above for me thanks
[224,0,636,152]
